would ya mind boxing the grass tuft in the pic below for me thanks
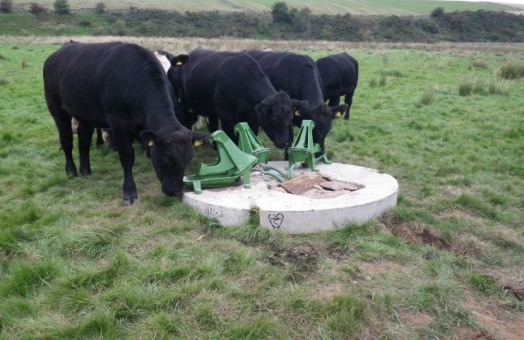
[324,295,366,335]
[225,317,278,339]
[454,193,498,220]
[62,225,125,259]
[467,272,501,296]
[0,260,62,297]
[458,77,475,96]
[226,225,273,245]
[418,88,436,106]
[488,77,509,95]
[50,311,119,338]
[368,75,387,88]
[468,59,488,70]
[381,69,404,77]
[498,62,524,79]
[0,298,38,328]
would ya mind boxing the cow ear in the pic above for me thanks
[291,99,308,111]
[255,100,270,115]
[140,130,160,148]
[191,130,208,147]
[291,99,308,117]
[191,130,208,141]
[170,54,190,67]
[330,104,348,118]
[275,91,290,102]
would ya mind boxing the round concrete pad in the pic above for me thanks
[183,161,398,233]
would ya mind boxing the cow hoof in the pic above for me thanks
[123,197,137,206]
[66,170,78,178]
[67,173,78,179]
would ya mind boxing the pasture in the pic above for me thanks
[13,0,523,15]
[0,37,523,338]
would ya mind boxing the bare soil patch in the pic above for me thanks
[451,327,496,340]
[359,261,403,277]
[391,223,450,250]
[267,243,321,273]
[400,310,434,327]
[380,212,450,249]
[464,291,524,340]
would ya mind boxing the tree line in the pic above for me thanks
[2,0,524,42]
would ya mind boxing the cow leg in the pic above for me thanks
[77,123,94,176]
[284,125,294,161]
[343,87,356,120]
[327,95,340,108]
[207,115,219,134]
[48,105,78,177]
[244,113,260,136]
[109,126,137,205]
[95,128,104,148]
[218,114,239,145]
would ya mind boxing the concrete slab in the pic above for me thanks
[183,161,398,233]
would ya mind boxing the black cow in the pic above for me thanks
[43,41,200,205]
[166,48,296,149]
[316,52,359,120]
[244,49,347,155]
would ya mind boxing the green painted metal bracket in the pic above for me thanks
[234,122,270,164]
[287,120,331,178]
[183,130,258,194]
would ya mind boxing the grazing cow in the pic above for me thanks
[316,52,359,120]
[43,41,201,205]
[244,49,348,155]
[166,48,297,149]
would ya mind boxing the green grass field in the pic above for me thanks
[0,37,523,338]
[11,0,524,15]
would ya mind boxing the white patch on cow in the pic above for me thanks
[71,117,79,133]
[154,51,171,74]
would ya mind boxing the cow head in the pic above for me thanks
[254,91,295,149]
[140,128,204,198]
[293,103,348,155]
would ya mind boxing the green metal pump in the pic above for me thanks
[287,120,331,178]
[183,130,258,194]
[234,122,270,164]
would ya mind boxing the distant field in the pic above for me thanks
[12,0,524,15]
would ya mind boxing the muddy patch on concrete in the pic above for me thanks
[278,172,363,199]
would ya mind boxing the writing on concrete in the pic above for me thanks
[196,205,224,219]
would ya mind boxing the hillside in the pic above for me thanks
[12,0,524,15]
[2,4,524,42]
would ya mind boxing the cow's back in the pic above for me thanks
[246,50,324,106]
[43,42,171,127]
[316,52,358,97]
[178,49,275,113]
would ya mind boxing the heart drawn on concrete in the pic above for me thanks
[268,213,284,230]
